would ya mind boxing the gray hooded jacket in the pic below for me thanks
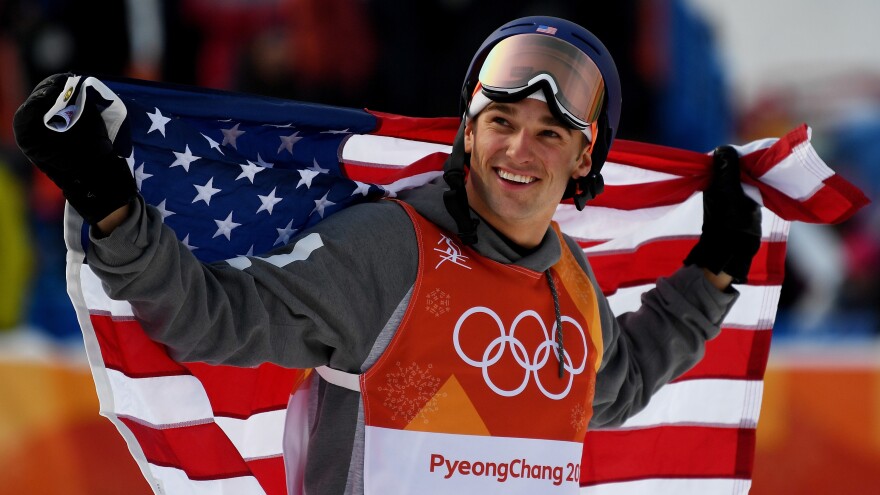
[87,178,736,495]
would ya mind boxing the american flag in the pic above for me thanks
[57,76,866,495]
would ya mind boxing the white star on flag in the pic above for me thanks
[155,199,175,220]
[180,234,198,251]
[277,131,303,155]
[125,150,135,172]
[274,219,297,246]
[256,187,283,215]
[200,133,225,155]
[320,128,350,134]
[255,153,273,168]
[134,163,152,189]
[351,181,371,196]
[192,177,221,205]
[221,123,246,149]
[146,108,171,137]
[296,169,320,189]
[236,161,265,183]
[312,192,335,218]
[307,159,329,174]
[213,212,242,240]
[171,145,201,172]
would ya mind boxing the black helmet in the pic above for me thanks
[444,16,622,244]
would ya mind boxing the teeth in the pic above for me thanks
[498,169,536,184]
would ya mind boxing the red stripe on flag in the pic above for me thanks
[91,314,299,417]
[585,239,787,295]
[92,315,187,377]
[581,426,756,485]
[609,139,711,176]
[366,110,459,144]
[120,417,253,481]
[586,177,703,210]
[676,329,772,381]
[246,456,287,495]
[187,362,300,419]
[757,173,871,225]
[341,152,447,184]
[743,124,808,178]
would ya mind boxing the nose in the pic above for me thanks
[506,130,536,165]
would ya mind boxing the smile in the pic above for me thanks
[496,169,537,184]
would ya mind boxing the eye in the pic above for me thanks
[540,129,562,138]
[491,116,511,126]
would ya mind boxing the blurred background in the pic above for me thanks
[0,0,877,493]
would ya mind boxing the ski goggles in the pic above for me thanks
[477,33,606,131]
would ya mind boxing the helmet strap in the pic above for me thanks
[572,173,605,210]
[443,119,480,245]
[569,104,611,209]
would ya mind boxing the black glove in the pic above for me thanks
[13,73,137,224]
[684,145,762,283]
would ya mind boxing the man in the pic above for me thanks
[13,16,760,495]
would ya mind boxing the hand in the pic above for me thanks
[684,146,762,284]
[13,73,137,224]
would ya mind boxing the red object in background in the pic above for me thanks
[30,169,67,222]
[182,0,281,89]
[843,227,880,278]
[281,0,377,93]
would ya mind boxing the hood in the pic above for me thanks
[396,176,563,273]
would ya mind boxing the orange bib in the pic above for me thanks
[360,203,603,494]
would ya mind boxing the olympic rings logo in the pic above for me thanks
[452,306,588,400]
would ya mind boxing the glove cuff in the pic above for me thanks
[684,229,761,284]
[62,154,138,224]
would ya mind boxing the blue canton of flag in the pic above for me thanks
[88,79,385,263]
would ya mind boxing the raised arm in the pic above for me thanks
[578,146,762,427]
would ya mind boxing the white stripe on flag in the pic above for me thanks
[607,284,781,329]
[555,203,698,244]
[107,369,214,425]
[614,379,763,429]
[342,134,451,167]
[148,464,266,495]
[757,141,833,201]
[560,200,787,252]
[600,162,682,186]
[382,171,444,195]
[215,411,286,460]
[582,195,703,253]
[581,477,752,495]
[81,265,135,316]
[724,285,782,329]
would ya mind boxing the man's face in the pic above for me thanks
[464,98,592,247]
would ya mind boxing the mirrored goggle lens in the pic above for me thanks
[478,33,605,125]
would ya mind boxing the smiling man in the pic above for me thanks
[464,98,591,248]
[14,16,761,495]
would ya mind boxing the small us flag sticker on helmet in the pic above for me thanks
[536,25,558,35]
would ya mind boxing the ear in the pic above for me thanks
[464,118,474,154]
[571,145,592,180]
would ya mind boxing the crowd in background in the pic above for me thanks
[0,0,876,344]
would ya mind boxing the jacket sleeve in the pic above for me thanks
[86,196,417,372]
[560,236,738,428]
